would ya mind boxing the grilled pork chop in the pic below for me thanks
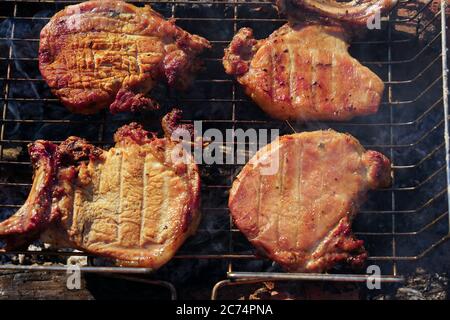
[39,0,211,114]
[229,130,391,272]
[223,23,385,121]
[0,111,200,269]
[277,0,398,26]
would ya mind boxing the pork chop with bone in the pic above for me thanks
[0,111,200,270]
[229,130,391,272]
[223,0,397,121]
[39,0,211,114]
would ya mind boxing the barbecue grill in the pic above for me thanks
[0,0,448,300]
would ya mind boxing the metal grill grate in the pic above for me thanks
[0,0,449,299]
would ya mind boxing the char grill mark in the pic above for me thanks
[311,49,318,114]
[286,42,295,105]
[229,130,392,272]
[39,0,211,115]
[315,50,333,115]
[295,139,304,250]
[275,152,285,249]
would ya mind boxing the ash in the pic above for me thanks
[371,268,448,300]
[396,271,448,300]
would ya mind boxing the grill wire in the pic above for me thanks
[0,0,449,300]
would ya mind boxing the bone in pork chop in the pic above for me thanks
[224,24,385,121]
[0,111,200,270]
[277,0,398,26]
[223,0,396,121]
[228,130,391,272]
[39,0,211,114]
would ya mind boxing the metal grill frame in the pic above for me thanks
[0,0,449,300]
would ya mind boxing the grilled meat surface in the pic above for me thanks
[223,23,385,121]
[39,0,211,114]
[277,0,398,26]
[0,113,200,269]
[229,130,391,272]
